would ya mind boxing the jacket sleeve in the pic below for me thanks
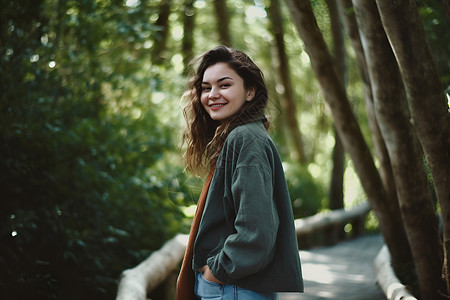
[207,156,280,283]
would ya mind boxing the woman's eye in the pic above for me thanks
[221,84,230,88]
[202,86,211,91]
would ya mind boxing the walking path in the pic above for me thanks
[280,234,386,300]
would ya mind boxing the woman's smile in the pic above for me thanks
[209,102,227,110]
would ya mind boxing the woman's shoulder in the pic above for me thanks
[224,121,274,156]
[221,121,280,169]
[228,120,268,141]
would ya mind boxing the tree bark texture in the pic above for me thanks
[352,1,445,298]
[268,0,306,164]
[375,0,450,293]
[338,0,413,270]
[329,127,345,210]
[283,0,413,274]
[443,0,450,28]
[213,0,232,46]
[182,0,195,75]
[151,0,172,64]
[326,0,346,210]
[327,0,347,87]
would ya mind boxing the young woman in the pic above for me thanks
[177,46,303,300]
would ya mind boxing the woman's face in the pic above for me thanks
[200,62,255,122]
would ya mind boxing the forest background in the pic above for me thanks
[1,0,449,299]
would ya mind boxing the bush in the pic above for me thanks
[284,163,324,219]
[0,1,191,298]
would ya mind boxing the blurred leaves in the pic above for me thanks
[416,0,450,87]
[1,0,190,299]
[284,163,324,219]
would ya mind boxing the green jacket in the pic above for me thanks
[193,119,304,293]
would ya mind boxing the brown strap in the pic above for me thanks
[176,166,216,300]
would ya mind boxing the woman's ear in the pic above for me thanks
[246,87,256,101]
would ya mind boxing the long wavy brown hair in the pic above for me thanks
[182,46,269,175]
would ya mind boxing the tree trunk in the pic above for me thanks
[151,0,172,65]
[213,0,232,46]
[442,0,450,27]
[326,0,346,210]
[329,127,345,210]
[338,0,414,270]
[352,1,445,298]
[267,0,306,164]
[338,0,397,213]
[283,0,414,274]
[375,0,450,293]
[182,0,195,75]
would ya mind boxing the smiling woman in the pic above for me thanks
[200,63,255,122]
[181,46,270,175]
[177,46,303,300]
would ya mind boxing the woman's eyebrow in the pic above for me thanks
[217,76,233,82]
[202,76,233,85]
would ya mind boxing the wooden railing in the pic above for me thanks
[295,201,370,249]
[374,245,418,300]
[116,202,371,300]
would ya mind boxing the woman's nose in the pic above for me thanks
[208,87,220,99]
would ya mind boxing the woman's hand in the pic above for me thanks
[200,265,223,285]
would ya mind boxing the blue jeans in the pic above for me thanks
[194,272,278,300]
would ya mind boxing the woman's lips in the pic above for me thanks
[209,103,226,110]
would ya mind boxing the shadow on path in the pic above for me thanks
[280,234,385,300]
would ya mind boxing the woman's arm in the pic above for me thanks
[207,165,280,283]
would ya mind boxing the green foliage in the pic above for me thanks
[364,211,380,234]
[0,0,191,299]
[284,163,324,218]
[417,0,450,87]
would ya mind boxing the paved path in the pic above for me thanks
[280,234,386,300]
